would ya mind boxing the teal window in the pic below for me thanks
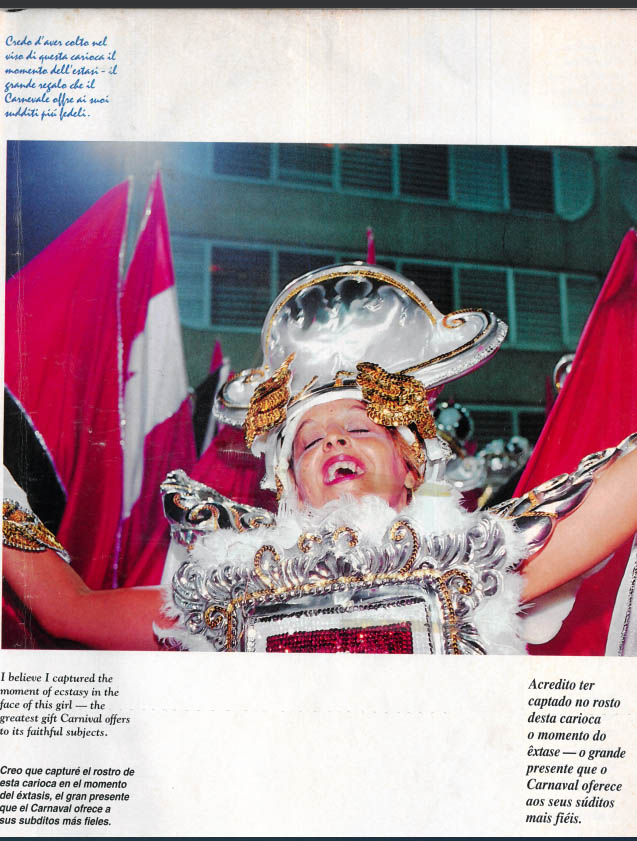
[452,146,504,210]
[458,266,509,326]
[210,246,272,328]
[398,145,449,199]
[401,263,454,313]
[190,143,595,221]
[468,405,546,447]
[278,144,333,186]
[213,143,271,179]
[171,237,600,350]
[514,271,562,347]
[278,250,337,290]
[340,145,393,193]
[507,147,554,213]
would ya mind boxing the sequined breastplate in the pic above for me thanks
[160,433,637,655]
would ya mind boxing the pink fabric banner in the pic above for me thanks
[516,230,637,655]
[116,174,196,586]
[5,182,130,589]
[366,227,376,265]
[210,339,224,374]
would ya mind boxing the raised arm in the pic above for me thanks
[3,545,169,650]
[520,445,637,603]
[2,465,174,650]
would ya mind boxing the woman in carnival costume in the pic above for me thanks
[3,263,637,654]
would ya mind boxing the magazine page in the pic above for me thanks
[2,8,637,837]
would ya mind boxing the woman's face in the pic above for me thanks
[290,399,415,510]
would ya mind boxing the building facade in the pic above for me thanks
[7,141,636,446]
[162,143,635,446]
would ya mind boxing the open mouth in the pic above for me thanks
[322,455,366,485]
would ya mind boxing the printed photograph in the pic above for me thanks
[4,140,637,655]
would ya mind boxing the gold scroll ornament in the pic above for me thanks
[356,362,437,441]
[244,354,295,448]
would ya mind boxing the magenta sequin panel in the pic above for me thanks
[266,622,414,654]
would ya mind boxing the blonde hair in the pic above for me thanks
[388,428,424,498]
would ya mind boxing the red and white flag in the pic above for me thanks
[116,173,196,586]
[5,182,130,589]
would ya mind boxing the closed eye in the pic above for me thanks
[349,428,371,434]
[303,437,322,451]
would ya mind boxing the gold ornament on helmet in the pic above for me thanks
[356,361,437,441]
[244,354,295,447]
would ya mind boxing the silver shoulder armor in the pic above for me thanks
[161,469,276,544]
[488,432,637,560]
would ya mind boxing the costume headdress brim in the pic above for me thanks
[214,262,507,492]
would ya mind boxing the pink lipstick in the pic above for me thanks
[322,454,366,485]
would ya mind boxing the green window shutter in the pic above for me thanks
[514,271,562,347]
[341,145,393,193]
[469,409,514,449]
[458,266,509,326]
[210,246,272,328]
[213,143,271,179]
[554,148,595,221]
[565,275,599,348]
[374,257,397,271]
[398,145,449,199]
[402,262,454,314]
[453,146,505,210]
[507,147,554,213]
[518,410,546,445]
[278,144,333,185]
[171,236,210,328]
[278,251,336,290]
